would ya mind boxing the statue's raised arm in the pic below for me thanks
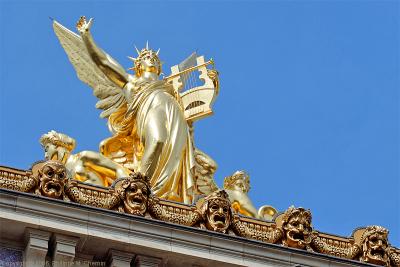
[53,17,127,119]
[76,16,129,88]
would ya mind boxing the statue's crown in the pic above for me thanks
[127,41,161,75]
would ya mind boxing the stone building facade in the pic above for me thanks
[0,162,399,267]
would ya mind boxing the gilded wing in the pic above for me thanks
[53,20,125,118]
[194,149,219,195]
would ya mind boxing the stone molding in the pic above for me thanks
[1,162,399,267]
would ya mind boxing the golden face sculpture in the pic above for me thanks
[38,161,68,199]
[224,170,250,193]
[282,207,313,249]
[115,174,150,216]
[200,190,232,233]
[361,226,389,266]
[40,130,75,163]
[134,49,162,77]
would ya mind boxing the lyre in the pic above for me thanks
[165,56,218,122]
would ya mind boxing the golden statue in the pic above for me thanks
[40,130,131,186]
[192,157,277,220]
[223,171,277,220]
[53,16,219,204]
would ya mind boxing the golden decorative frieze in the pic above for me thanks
[148,197,201,226]
[310,233,361,259]
[388,247,400,267]
[0,162,398,266]
[231,216,283,243]
[0,166,36,193]
[65,180,120,209]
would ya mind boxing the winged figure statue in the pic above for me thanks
[53,16,219,204]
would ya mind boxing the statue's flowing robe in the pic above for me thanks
[104,80,196,204]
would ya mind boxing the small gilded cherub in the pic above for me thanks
[40,130,131,187]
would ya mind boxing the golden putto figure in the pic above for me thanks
[53,16,219,204]
[40,130,130,186]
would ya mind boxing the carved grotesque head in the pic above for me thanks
[40,130,75,163]
[281,206,313,249]
[114,173,150,216]
[223,170,250,193]
[198,190,232,233]
[38,161,68,199]
[360,226,389,266]
[130,45,162,77]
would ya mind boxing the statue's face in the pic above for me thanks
[205,199,231,232]
[123,181,149,215]
[283,211,312,249]
[44,144,69,163]
[139,53,161,75]
[362,231,389,265]
[44,144,58,160]
[233,178,249,193]
[39,161,68,198]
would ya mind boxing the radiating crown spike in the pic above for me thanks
[127,56,136,62]
[156,48,160,55]
[146,41,149,50]
[134,45,140,55]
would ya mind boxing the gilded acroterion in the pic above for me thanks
[53,16,219,204]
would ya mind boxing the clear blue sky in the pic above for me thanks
[0,1,399,246]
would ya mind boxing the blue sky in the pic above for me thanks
[0,1,399,246]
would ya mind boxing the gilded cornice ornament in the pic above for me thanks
[0,162,398,266]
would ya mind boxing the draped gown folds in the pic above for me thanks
[105,79,196,204]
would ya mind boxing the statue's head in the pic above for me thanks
[223,170,250,193]
[281,206,313,249]
[197,190,232,233]
[360,226,389,266]
[114,173,151,216]
[38,161,68,199]
[40,130,75,163]
[129,43,162,77]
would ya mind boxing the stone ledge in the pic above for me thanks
[0,188,379,267]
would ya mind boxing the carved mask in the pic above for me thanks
[115,174,150,216]
[123,181,149,215]
[361,226,389,266]
[199,190,232,233]
[205,198,231,232]
[39,161,68,198]
[282,207,312,249]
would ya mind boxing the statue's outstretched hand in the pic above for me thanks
[76,16,93,35]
